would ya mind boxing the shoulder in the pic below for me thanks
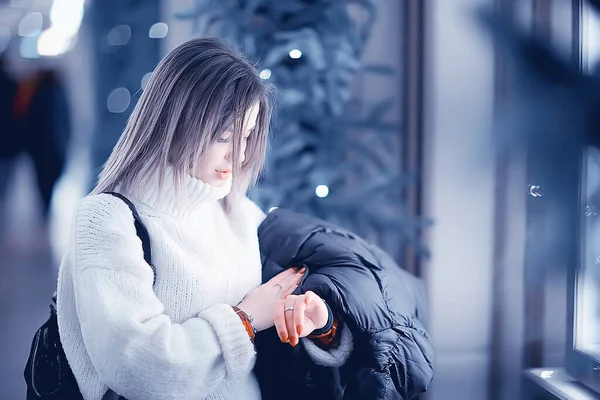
[68,193,154,283]
[73,193,137,233]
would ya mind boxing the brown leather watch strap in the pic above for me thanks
[232,306,256,343]
[307,316,339,346]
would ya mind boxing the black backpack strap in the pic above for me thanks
[50,192,156,305]
[104,192,156,284]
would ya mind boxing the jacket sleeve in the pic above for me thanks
[248,200,354,367]
[71,195,256,400]
[386,315,435,399]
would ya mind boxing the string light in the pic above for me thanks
[315,185,329,198]
[289,49,302,59]
[38,29,71,56]
[141,72,153,90]
[35,0,85,57]
[149,23,169,39]
[108,25,132,46]
[18,12,43,37]
[107,87,131,113]
[259,69,272,80]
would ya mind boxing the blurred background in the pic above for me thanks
[1,0,599,399]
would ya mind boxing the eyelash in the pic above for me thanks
[217,133,253,144]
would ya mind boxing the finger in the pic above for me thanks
[279,271,304,299]
[293,295,307,338]
[274,298,289,342]
[304,290,320,303]
[286,297,301,346]
[267,267,298,285]
[279,280,299,300]
[280,268,304,292]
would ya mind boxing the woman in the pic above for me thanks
[56,38,340,400]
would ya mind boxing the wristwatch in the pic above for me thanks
[245,311,257,336]
[232,306,257,342]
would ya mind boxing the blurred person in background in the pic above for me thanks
[0,54,18,211]
[10,66,71,221]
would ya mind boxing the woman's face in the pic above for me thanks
[193,103,260,186]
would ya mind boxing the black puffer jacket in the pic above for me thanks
[254,209,435,400]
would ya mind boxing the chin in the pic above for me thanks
[211,180,226,187]
[210,176,232,187]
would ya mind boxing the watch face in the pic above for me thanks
[246,315,256,333]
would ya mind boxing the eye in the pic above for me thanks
[217,132,232,143]
[245,129,256,141]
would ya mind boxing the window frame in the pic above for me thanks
[565,0,600,393]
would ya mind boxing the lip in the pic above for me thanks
[216,169,231,180]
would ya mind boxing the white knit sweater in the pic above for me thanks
[56,169,267,400]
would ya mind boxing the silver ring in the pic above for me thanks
[274,284,283,290]
[284,306,294,313]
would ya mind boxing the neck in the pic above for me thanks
[123,165,233,219]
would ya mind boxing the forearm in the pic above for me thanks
[75,269,256,399]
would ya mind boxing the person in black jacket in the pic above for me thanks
[0,55,18,202]
[4,67,71,220]
[255,208,435,400]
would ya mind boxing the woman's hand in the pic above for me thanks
[274,290,329,346]
[237,267,305,332]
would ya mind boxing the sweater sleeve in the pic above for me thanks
[71,194,256,400]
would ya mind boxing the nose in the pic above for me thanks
[226,141,247,163]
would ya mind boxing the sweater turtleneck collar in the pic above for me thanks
[125,165,232,219]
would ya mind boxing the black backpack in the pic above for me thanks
[24,193,155,400]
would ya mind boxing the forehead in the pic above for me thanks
[242,102,260,130]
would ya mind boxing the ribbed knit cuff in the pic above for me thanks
[301,322,354,367]
[198,303,256,377]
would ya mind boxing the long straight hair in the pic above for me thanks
[92,38,274,212]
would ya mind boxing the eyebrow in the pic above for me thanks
[223,124,255,136]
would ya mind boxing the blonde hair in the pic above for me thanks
[92,37,274,211]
